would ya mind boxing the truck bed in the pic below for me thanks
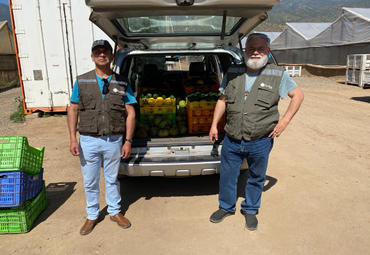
[132,132,225,147]
[120,133,226,177]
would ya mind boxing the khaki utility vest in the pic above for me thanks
[224,63,285,141]
[76,70,129,136]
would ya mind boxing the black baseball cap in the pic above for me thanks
[91,40,113,52]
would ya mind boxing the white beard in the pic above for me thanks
[246,54,268,70]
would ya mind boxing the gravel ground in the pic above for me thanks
[1,76,370,255]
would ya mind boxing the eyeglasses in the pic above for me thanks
[92,49,111,57]
[102,79,109,94]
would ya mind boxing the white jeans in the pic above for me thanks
[79,134,123,220]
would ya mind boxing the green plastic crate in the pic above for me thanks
[140,112,176,124]
[0,182,47,234]
[0,136,44,176]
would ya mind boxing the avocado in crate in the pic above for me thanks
[0,181,47,234]
[0,169,44,207]
[139,89,176,107]
[0,136,44,176]
[186,92,221,109]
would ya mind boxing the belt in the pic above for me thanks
[82,134,105,137]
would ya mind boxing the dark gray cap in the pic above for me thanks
[91,39,113,52]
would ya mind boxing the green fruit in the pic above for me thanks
[179,100,186,108]
[153,94,159,99]
[148,127,159,137]
[158,120,168,129]
[176,116,183,122]
[166,119,172,126]
[146,93,152,98]
[179,125,187,135]
[162,95,166,99]
[136,122,145,129]
[169,127,179,136]
[158,129,170,137]
[170,95,175,99]
[154,117,162,127]
[178,107,186,116]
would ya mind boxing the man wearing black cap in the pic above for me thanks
[68,39,137,235]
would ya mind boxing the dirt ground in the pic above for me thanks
[1,77,370,255]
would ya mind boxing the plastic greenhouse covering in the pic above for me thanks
[0,21,15,54]
[271,8,370,66]
[0,20,18,90]
[271,23,332,49]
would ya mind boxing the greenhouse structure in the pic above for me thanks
[271,8,370,66]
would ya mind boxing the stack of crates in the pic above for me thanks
[182,75,224,134]
[0,136,46,234]
[138,88,177,124]
[186,101,226,134]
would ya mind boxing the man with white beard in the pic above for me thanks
[209,33,304,230]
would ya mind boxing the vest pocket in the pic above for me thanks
[224,80,238,104]
[79,93,95,110]
[110,93,126,111]
[78,111,98,134]
[225,80,238,113]
[109,118,126,133]
[256,87,274,108]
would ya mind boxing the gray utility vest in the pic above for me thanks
[76,70,129,136]
[224,63,285,141]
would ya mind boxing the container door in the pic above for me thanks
[12,0,114,113]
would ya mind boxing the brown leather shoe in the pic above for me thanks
[110,213,131,229]
[80,217,100,236]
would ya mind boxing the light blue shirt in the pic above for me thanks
[70,74,137,104]
[219,69,297,99]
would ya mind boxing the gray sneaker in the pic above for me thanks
[241,210,258,230]
[210,209,235,223]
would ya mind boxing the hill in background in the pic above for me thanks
[256,0,370,32]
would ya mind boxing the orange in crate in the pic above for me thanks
[187,107,225,134]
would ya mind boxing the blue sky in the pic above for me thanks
[0,0,8,5]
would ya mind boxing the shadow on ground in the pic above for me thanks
[118,171,277,215]
[32,182,77,229]
[351,96,370,103]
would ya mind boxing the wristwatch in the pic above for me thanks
[125,139,133,143]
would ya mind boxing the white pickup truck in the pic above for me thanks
[85,0,280,177]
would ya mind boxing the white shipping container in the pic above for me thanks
[10,0,114,114]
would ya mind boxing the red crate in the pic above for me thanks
[182,78,219,95]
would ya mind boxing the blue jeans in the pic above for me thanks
[79,135,123,220]
[219,134,273,215]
